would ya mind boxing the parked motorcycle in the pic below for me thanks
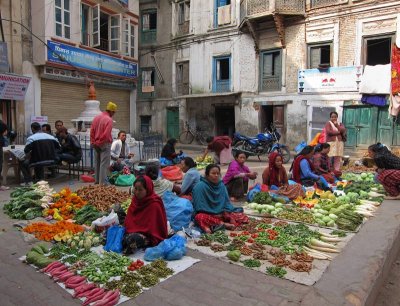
[232,124,291,163]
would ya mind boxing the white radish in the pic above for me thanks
[305,251,329,260]
[319,232,339,238]
[310,238,338,249]
[308,245,340,253]
[303,246,333,260]
[320,236,342,243]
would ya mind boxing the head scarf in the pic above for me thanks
[267,152,286,187]
[292,147,315,184]
[124,175,168,246]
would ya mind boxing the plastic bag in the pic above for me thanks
[270,193,290,204]
[318,128,327,144]
[115,174,136,186]
[144,234,187,261]
[162,191,193,231]
[104,225,125,253]
[91,210,119,232]
[247,183,261,202]
[161,166,183,181]
[159,157,173,167]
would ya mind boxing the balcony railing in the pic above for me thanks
[177,21,190,36]
[311,0,343,8]
[213,80,231,93]
[260,76,281,92]
[141,30,157,44]
[240,0,305,23]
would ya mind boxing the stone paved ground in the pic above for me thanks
[0,149,398,305]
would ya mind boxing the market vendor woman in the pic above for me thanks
[262,152,304,200]
[123,175,168,254]
[368,143,400,199]
[161,138,184,164]
[223,151,257,201]
[192,164,248,233]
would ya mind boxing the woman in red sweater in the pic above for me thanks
[324,111,346,172]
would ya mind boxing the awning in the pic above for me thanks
[0,73,31,100]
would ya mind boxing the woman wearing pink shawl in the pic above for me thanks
[324,111,347,172]
[222,151,257,201]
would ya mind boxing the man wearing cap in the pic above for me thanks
[90,102,117,184]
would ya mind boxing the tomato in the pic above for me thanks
[230,232,237,237]
[243,231,250,235]
[257,228,264,232]
[247,238,254,243]
[251,233,259,238]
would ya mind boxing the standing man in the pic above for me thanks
[110,130,134,172]
[90,101,117,184]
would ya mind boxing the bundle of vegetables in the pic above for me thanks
[43,188,87,220]
[23,221,85,241]
[252,192,273,204]
[76,185,130,212]
[335,210,364,231]
[3,188,44,220]
[74,205,104,225]
[25,243,55,268]
[121,198,131,212]
[195,155,214,170]
[276,207,315,224]
[34,181,55,208]
[246,202,285,216]
[65,231,103,249]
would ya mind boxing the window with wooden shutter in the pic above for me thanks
[308,43,332,68]
[260,50,281,92]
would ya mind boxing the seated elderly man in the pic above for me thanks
[20,122,60,186]
[110,131,134,172]
[58,127,82,164]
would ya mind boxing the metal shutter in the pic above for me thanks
[41,79,130,132]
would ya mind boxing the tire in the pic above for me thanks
[278,146,291,164]
[179,131,194,144]
[196,133,207,146]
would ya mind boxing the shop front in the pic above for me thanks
[41,40,137,132]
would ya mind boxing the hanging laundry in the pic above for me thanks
[359,64,391,94]
[392,44,400,95]
[361,95,387,106]
[389,94,400,118]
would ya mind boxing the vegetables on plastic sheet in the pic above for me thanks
[25,244,55,268]
[23,221,84,242]
[3,187,44,220]
[44,188,87,220]
[266,266,287,278]
[74,205,105,225]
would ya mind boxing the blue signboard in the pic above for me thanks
[47,40,137,78]
[118,0,129,6]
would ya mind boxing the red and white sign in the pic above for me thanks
[0,73,31,100]
[30,116,48,125]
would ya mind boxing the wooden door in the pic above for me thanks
[166,108,179,139]
[357,107,375,147]
[343,107,357,148]
[376,107,393,145]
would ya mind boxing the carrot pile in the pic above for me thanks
[23,221,85,241]
[44,188,87,220]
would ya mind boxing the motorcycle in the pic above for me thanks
[232,123,291,163]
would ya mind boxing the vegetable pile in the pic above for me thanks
[44,188,87,220]
[76,185,130,211]
[23,221,85,242]
[74,205,105,226]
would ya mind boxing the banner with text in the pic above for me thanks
[47,40,137,78]
[298,66,362,93]
[0,73,31,100]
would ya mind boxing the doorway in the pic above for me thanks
[215,106,235,137]
[260,105,285,140]
[167,108,179,139]
[343,106,377,148]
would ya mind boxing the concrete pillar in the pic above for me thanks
[129,87,137,133]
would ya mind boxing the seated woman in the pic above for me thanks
[123,176,168,254]
[312,143,342,184]
[222,151,257,202]
[368,143,400,199]
[192,164,248,233]
[262,152,304,200]
[145,164,181,197]
[160,138,184,165]
[291,146,330,189]
[179,157,201,196]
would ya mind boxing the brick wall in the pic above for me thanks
[285,23,306,93]
[338,15,357,66]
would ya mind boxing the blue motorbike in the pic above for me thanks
[232,123,291,163]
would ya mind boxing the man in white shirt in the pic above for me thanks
[110,131,134,172]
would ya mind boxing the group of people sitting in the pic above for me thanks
[18,121,82,186]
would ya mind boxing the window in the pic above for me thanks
[214,0,231,27]
[308,43,332,69]
[140,116,152,133]
[176,62,189,95]
[213,56,231,93]
[178,3,185,25]
[141,10,157,44]
[363,35,393,66]
[55,0,70,39]
[130,24,135,58]
[177,1,190,35]
[81,4,90,46]
[80,5,135,56]
[260,50,282,92]
[141,69,155,91]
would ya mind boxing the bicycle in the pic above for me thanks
[179,121,207,145]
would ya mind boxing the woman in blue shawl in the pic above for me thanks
[192,164,248,233]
